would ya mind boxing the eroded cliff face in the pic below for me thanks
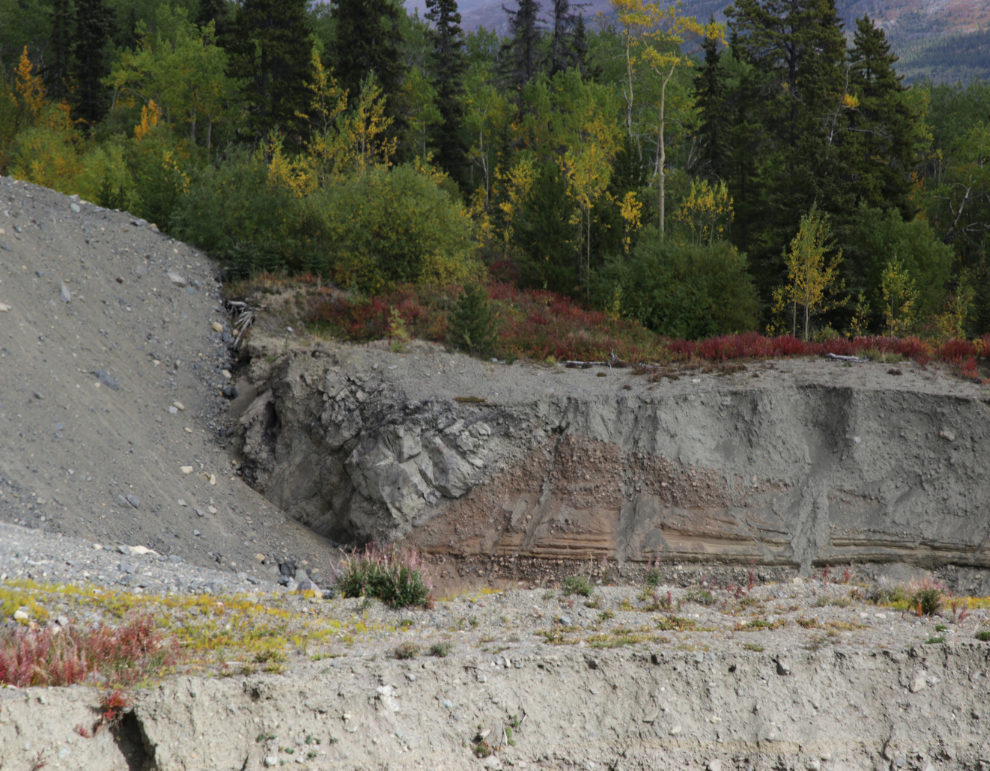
[235,337,990,570]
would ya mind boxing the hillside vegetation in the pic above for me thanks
[0,0,988,357]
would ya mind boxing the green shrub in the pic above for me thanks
[428,641,454,657]
[391,642,419,659]
[596,227,760,339]
[912,588,943,616]
[449,283,497,356]
[847,205,954,323]
[171,149,299,277]
[975,630,990,642]
[321,163,478,292]
[332,545,430,609]
[561,576,594,597]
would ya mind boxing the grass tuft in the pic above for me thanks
[332,544,430,609]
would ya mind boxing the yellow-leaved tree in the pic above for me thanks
[880,256,918,337]
[673,178,732,246]
[772,205,844,340]
[611,0,722,236]
[15,47,46,122]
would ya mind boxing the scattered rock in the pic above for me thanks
[125,494,140,509]
[910,673,927,693]
[707,761,724,771]
[59,283,71,303]
[776,658,792,676]
[211,322,223,333]
[92,369,119,390]
[13,607,30,622]
[180,466,193,474]
[0,302,9,312]
[167,272,188,287]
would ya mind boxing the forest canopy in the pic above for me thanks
[0,0,988,343]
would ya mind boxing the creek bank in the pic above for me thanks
[234,336,990,574]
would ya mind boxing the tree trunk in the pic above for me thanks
[624,37,634,138]
[657,67,673,238]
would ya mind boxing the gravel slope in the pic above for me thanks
[0,175,334,582]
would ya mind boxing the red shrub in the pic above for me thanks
[306,282,988,373]
[0,615,174,688]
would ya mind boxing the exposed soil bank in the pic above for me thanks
[3,639,990,770]
[236,337,990,574]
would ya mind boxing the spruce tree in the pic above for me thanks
[572,15,600,81]
[197,0,232,41]
[425,0,468,179]
[847,15,917,217]
[546,0,587,77]
[514,161,578,293]
[693,23,729,182]
[499,0,543,91]
[723,0,852,297]
[47,0,73,102]
[72,0,115,127]
[226,0,313,144]
[449,283,497,356]
[330,0,407,113]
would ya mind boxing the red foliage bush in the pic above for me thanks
[307,282,987,373]
[0,615,175,688]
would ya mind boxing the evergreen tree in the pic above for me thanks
[196,0,232,41]
[226,0,313,143]
[723,0,852,297]
[499,0,543,91]
[693,21,729,182]
[115,6,138,52]
[546,0,587,77]
[330,0,407,114]
[449,282,497,356]
[72,0,115,127]
[425,0,468,179]
[572,15,601,81]
[47,0,73,101]
[514,161,578,293]
[847,15,917,217]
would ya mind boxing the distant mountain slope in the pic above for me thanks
[405,0,990,82]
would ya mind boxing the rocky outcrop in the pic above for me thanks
[236,337,990,570]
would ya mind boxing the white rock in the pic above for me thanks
[910,673,927,693]
[167,272,188,287]
[707,760,724,771]
[13,607,30,622]
[0,302,10,312]
[376,684,401,712]
[180,466,193,474]
[211,322,223,333]
[263,756,277,767]
[173,401,185,411]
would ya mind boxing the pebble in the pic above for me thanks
[93,369,119,390]
[167,272,188,287]
[211,322,224,333]
[707,761,723,771]
[59,283,71,303]
[776,658,792,676]
[910,673,927,693]
[13,607,30,622]
[180,466,193,474]
[125,494,140,509]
